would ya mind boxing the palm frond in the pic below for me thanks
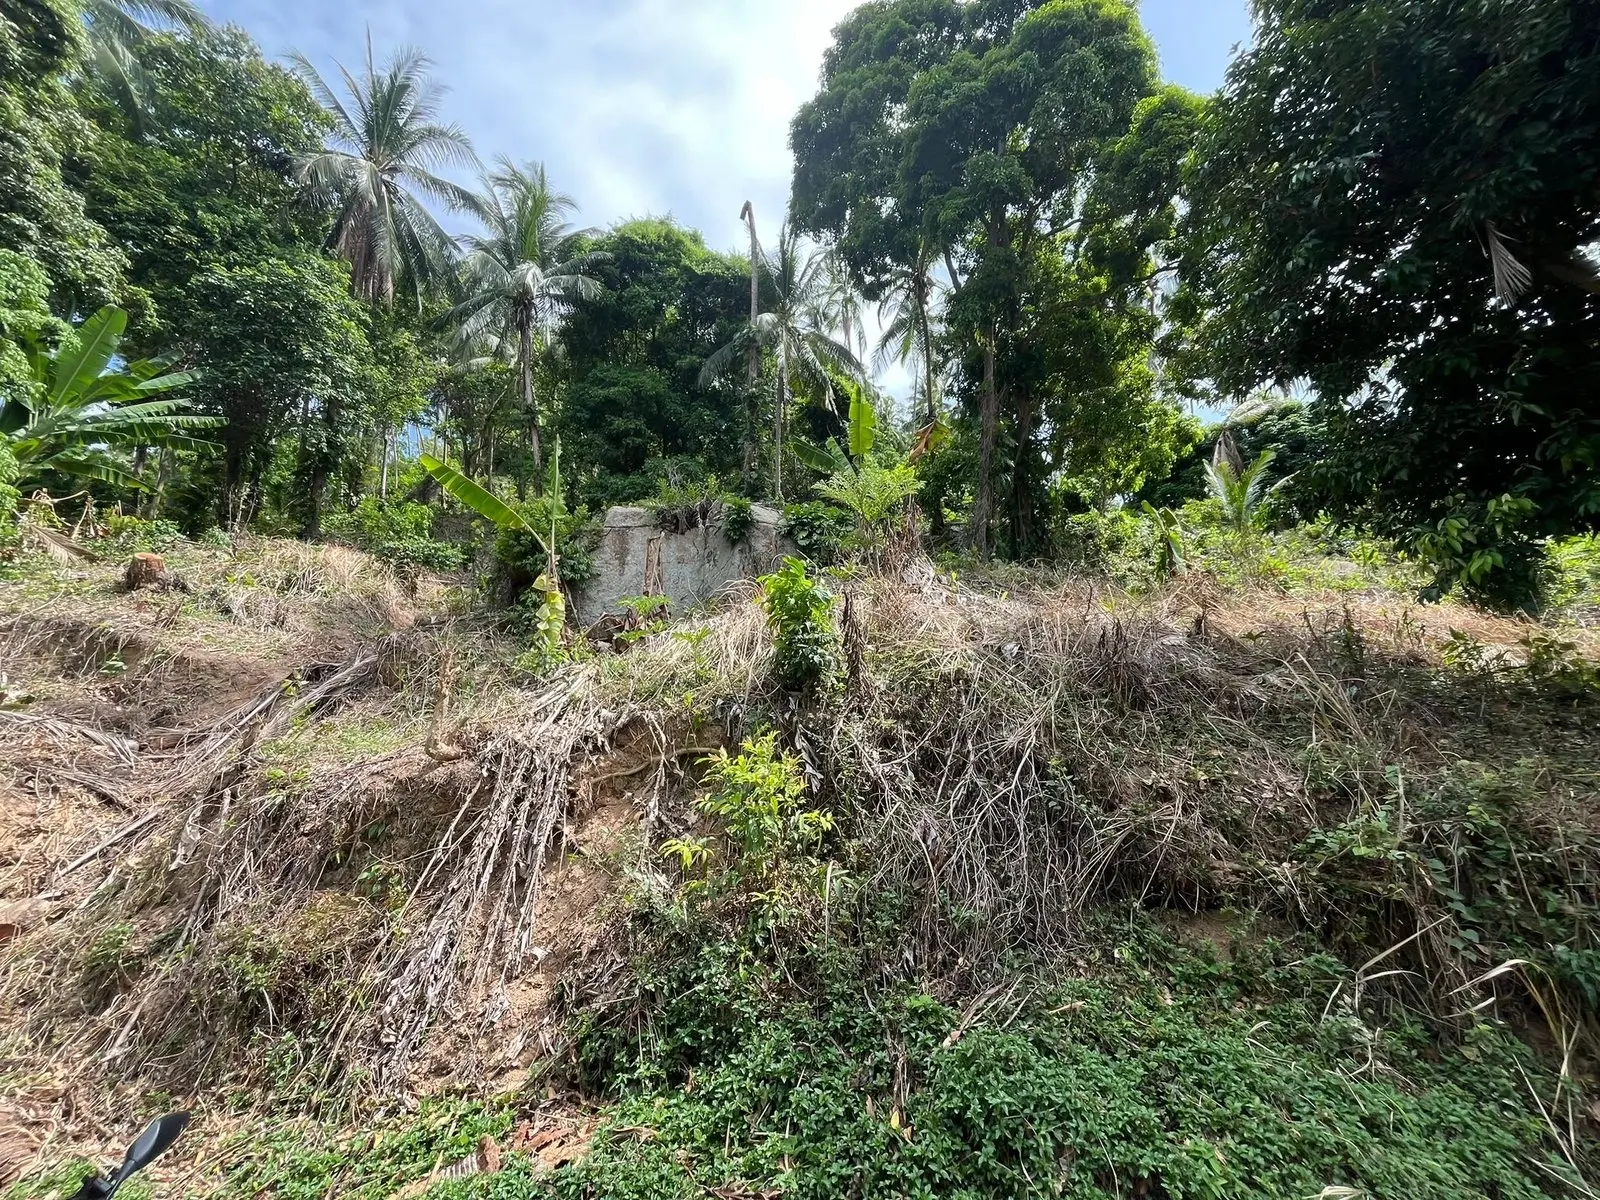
[1486,222,1532,304]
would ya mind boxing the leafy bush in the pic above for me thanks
[758,557,836,691]
[324,497,467,573]
[92,514,182,555]
[663,733,833,897]
[1547,534,1600,619]
[782,501,854,565]
[814,460,921,557]
[1054,508,1140,574]
[720,495,753,545]
[494,503,598,594]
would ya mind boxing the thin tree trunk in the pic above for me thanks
[976,327,998,562]
[521,319,544,489]
[918,275,936,427]
[774,349,788,504]
[379,429,391,500]
[1011,387,1035,555]
[148,448,170,520]
[741,201,760,486]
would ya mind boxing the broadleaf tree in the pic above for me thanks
[1181,0,1600,606]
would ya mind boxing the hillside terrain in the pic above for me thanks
[0,533,1596,1200]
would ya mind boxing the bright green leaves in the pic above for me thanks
[758,556,837,692]
[845,380,876,462]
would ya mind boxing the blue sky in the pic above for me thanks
[203,0,1253,254]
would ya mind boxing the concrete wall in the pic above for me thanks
[573,503,790,625]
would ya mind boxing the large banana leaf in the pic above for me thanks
[39,452,150,490]
[847,384,877,461]
[793,437,846,474]
[420,454,532,531]
[49,307,127,409]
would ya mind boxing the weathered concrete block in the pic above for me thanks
[573,503,792,625]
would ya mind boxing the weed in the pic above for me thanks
[213,1097,512,1200]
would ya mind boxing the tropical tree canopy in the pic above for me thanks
[699,220,863,501]
[448,159,606,484]
[1182,0,1600,604]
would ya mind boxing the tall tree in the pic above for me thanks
[1182,0,1600,607]
[290,38,477,305]
[182,251,376,529]
[448,159,604,489]
[557,218,748,505]
[699,222,862,502]
[791,0,1170,558]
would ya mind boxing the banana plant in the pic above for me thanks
[1141,501,1188,578]
[421,441,568,659]
[793,379,879,476]
[3,306,219,489]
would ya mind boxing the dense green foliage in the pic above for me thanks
[1183,0,1600,605]
[557,219,749,505]
[791,0,1200,558]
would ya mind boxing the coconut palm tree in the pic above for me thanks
[446,160,605,484]
[874,238,943,430]
[290,37,478,305]
[79,0,209,124]
[700,222,863,501]
[816,249,867,370]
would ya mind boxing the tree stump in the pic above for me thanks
[124,553,189,592]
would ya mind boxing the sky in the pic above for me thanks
[203,0,1255,256]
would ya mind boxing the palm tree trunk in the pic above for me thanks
[917,276,936,427]
[521,319,544,489]
[976,326,998,562]
[774,349,789,504]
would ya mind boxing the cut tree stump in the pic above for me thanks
[124,553,189,593]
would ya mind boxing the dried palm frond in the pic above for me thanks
[1486,222,1533,304]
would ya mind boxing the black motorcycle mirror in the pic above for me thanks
[73,1112,190,1200]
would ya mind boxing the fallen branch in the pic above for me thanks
[55,811,160,879]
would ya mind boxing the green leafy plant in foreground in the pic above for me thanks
[757,556,836,690]
[663,733,833,898]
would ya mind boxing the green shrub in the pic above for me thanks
[814,460,921,558]
[1547,534,1600,619]
[664,733,833,896]
[494,503,598,596]
[782,501,853,565]
[1054,508,1139,574]
[323,497,467,572]
[93,514,182,555]
[721,495,753,546]
[758,557,836,691]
